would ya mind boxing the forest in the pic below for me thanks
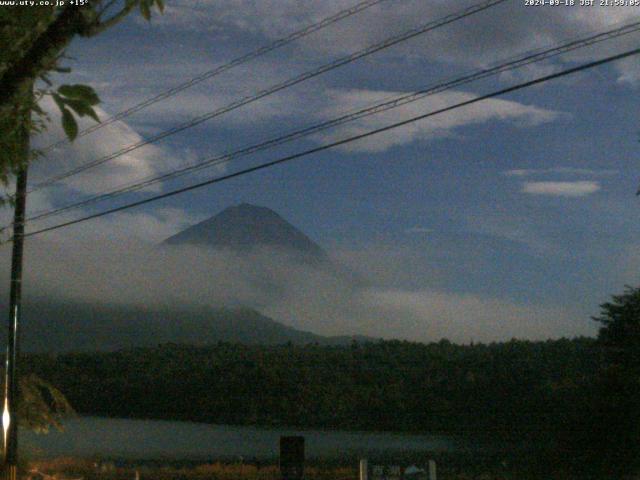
[23,338,598,437]
[20,285,640,478]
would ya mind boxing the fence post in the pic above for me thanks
[428,460,436,480]
[359,459,368,480]
[280,436,304,480]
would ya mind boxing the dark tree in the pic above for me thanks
[594,286,640,372]
[582,286,640,478]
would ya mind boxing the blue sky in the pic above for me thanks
[7,0,640,342]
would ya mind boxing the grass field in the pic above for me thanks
[22,456,596,480]
[26,458,357,480]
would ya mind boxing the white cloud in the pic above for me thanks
[56,0,638,161]
[48,0,639,162]
[314,89,562,152]
[153,0,401,49]
[615,56,640,84]
[21,97,232,234]
[31,97,195,198]
[356,289,586,342]
[152,0,640,83]
[66,54,330,137]
[521,181,601,197]
[504,167,618,177]
[108,83,560,153]
[0,233,591,343]
[26,204,205,244]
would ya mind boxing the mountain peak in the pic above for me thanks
[224,203,281,219]
[237,202,263,209]
[163,204,327,261]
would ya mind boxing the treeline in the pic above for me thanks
[23,337,598,437]
[21,284,640,478]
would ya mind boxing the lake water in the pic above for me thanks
[21,417,456,461]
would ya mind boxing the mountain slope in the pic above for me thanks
[163,203,326,261]
[6,300,367,352]
[3,205,370,353]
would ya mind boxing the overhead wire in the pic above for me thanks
[27,0,509,194]
[39,0,391,153]
[19,19,640,226]
[17,45,640,239]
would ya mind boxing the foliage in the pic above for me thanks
[21,337,606,475]
[0,371,75,433]
[17,373,74,433]
[586,286,640,478]
[0,0,163,433]
[24,338,597,437]
[593,285,640,370]
[23,322,640,477]
[51,84,101,140]
[13,290,640,476]
[0,0,163,198]
[546,286,640,478]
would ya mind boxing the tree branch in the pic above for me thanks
[0,0,142,111]
[0,6,84,112]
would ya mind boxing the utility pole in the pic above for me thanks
[2,120,29,480]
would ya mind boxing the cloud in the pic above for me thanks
[61,0,638,150]
[54,0,636,168]
[46,0,639,166]
[95,58,319,128]
[31,97,198,198]
[25,204,205,244]
[521,181,601,197]
[615,56,640,85]
[22,97,232,233]
[153,0,406,32]
[356,288,585,341]
[151,0,640,83]
[313,89,561,152]
[504,167,618,177]
[103,82,561,154]
[0,233,591,344]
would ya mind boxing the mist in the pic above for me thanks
[0,234,591,345]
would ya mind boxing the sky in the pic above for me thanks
[3,0,640,343]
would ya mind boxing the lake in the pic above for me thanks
[22,417,456,461]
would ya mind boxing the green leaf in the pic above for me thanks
[85,106,100,123]
[58,84,99,105]
[61,108,78,141]
[140,0,151,20]
[62,98,87,115]
[155,0,164,13]
[64,98,100,123]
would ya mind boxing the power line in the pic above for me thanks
[28,0,508,193]
[19,45,640,240]
[21,19,640,225]
[24,20,640,222]
[39,0,390,153]
[32,0,507,191]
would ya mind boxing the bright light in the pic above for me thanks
[3,398,10,445]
